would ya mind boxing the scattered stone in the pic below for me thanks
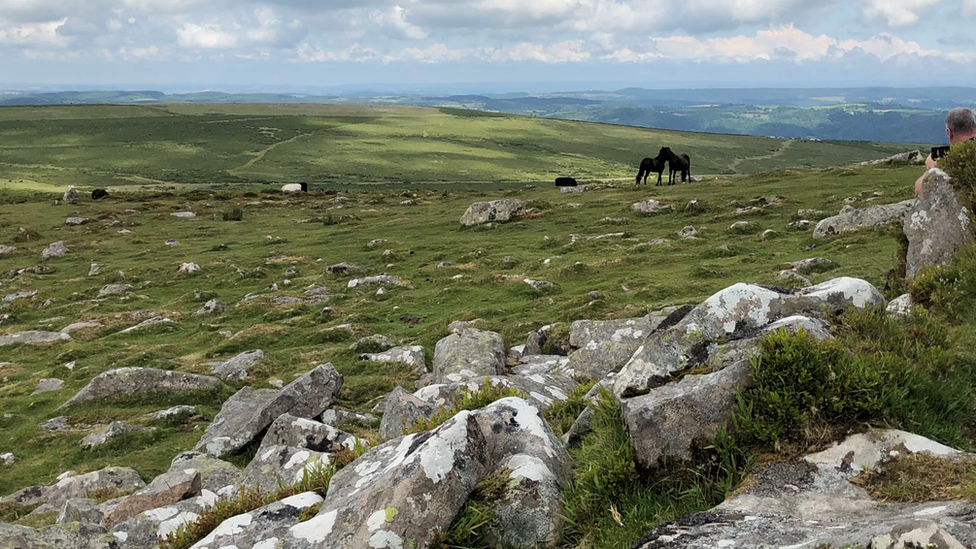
[208,349,264,382]
[64,217,87,226]
[844,196,857,205]
[524,278,552,290]
[59,367,220,409]
[734,206,759,215]
[165,239,180,246]
[678,226,699,239]
[82,421,153,449]
[728,221,750,231]
[347,274,407,288]
[239,445,332,491]
[0,331,71,347]
[886,294,913,317]
[260,414,361,454]
[1,466,145,507]
[60,320,102,334]
[0,245,15,255]
[631,199,668,214]
[172,492,323,549]
[788,257,834,274]
[3,290,37,305]
[351,334,396,352]
[685,199,703,212]
[798,208,828,219]
[41,241,68,258]
[905,169,974,278]
[326,262,355,274]
[119,316,173,333]
[367,239,388,249]
[814,199,915,238]
[178,262,200,274]
[32,378,63,395]
[460,199,528,226]
[565,311,674,380]
[859,150,925,165]
[359,345,427,375]
[170,212,196,219]
[448,319,486,333]
[759,229,777,241]
[98,283,132,297]
[1,453,13,466]
[56,498,102,525]
[124,209,140,215]
[103,469,202,528]
[62,188,79,204]
[193,298,225,316]
[776,270,812,286]
[560,185,588,193]
[320,409,377,426]
[194,363,343,458]
[437,261,455,268]
[433,328,506,381]
[788,219,811,230]
[167,452,242,493]
[39,416,68,431]
[145,405,196,421]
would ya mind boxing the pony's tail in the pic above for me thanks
[635,166,646,185]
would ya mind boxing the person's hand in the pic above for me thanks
[925,154,937,170]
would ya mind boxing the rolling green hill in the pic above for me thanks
[0,104,918,192]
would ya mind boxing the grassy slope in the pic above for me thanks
[0,160,918,496]
[0,104,915,192]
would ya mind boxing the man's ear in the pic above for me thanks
[947,126,954,141]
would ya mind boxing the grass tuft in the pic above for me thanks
[408,379,525,435]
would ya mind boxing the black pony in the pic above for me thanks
[658,147,691,184]
[635,155,667,186]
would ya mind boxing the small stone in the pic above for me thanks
[41,241,68,258]
[844,197,857,205]
[788,220,811,230]
[178,262,201,274]
[327,262,355,274]
[268,379,284,389]
[678,226,700,239]
[524,278,553,290]
[367,239,388,248]
[88,263,100,276]
[728,221,750,231]
[193,299,225,316]
[376,287,386,295]
[1,453,14,465]
[62,188,79,204]
[760,229,778,241]
[437,262,455,268]
[98,284,132,297]
[165,239,180,246]
[0,245,15,255]
[171,212,196,219]
[81,421,153,449]
[39,417,68,431]
[65,217,87,226]
[32,378,64,395]
[144,405,196,420]
[64,361,75,371]
[219,330,233,338]
[285,266,298,277]
[119,316,173,333]
[283,279,292,286]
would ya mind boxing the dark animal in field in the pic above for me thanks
[635,155,667,186]
[91,189,109,200]
[555,177,578,187]
[282,182,308,193]
[658,147,692,185]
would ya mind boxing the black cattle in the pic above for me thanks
[555,177,578,187]
[92,189,109,200]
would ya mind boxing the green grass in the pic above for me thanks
[0,104,916,192]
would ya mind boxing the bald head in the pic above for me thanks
[946,108,976,143]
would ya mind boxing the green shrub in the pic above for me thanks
[940,139,976,209]
[222,206,244,221]
[910,243,976,323]
[407,379,525,434]
[543,379,598,437]
[430,468,512,549]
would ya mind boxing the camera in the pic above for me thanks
[932,145,951,160]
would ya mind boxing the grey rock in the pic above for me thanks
[798,208,829,218]
[565,312,671,380]
[103,469,201,528]
[631,430,972,549]
[3,290,38,304]
[524,278,553,290]
[193,298,225,316]
[359,345,427,375]
[41,241,68,258]
[303,286,331,304]
[1,466,145,507]
[272,295,303,305]
[346,275,407,289]
[63,187,79,204]
[788,257,833,274]
[167,452,242,494]
[859,149,925,165]
[108,489,219,546]
[512,355,570,378]
[560,185,588,193]
[170,212,196,219]
[319,409,377,426]
[814,199,915,238]
[887,294,913,317]
[460,199,528,226]
[448,319,486,333]
[367,239,388,248]
[0,522,116,549]
[433,328,506,381]
[905,169,974,278]
[178,492,323,549]
[239,445,333,491]
[60,321,103,334]
[612,278,884,397]
[260,414,362,454]
[57,498,102,525]
[728,221,750,231]
[177,262,200,274]
[119,316,173,333]
[81,421,153,449]
[678,226,700,239]
[65,217,87,226]
[0,331,71,347]
[631,199,668,214]
[776,269,812,286]
[0,245,17,255]
[350,334,396,352]
[40,416,68,431]
[194,363,343,458]
[326,262,355,274]
[208,349,264,382]
[59,367,221,409]
[788,219,811,229]
[1,453,14,466]
[144,405,196,420]
[32,378,64,395]
[296,398,569,549]
[98,284,132,297]
[378,386,438,441]
[165,239,180,246]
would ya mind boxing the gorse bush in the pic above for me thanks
[222,206,244,221]
[408,379,525,434]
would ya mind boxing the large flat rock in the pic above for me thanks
[60,368,221,409]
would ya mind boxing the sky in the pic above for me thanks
[2,0,976,91]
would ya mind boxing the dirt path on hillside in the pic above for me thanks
[229,132,318,175]
[727,139,795,173]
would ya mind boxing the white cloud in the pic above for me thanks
[176,23,238,49]
[371,6,428,40]
[861,0,941,27]
[0,18,66,45]
[964,0,976,17]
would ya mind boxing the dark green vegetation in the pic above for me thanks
[0,104,917,193]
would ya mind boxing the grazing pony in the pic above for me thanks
[635,154,667,186]
[281,182,308,193]
[555,177,578,187]
[91,189,109,200]
[658,147,691,185]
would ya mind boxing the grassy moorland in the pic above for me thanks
[0,104,917,193]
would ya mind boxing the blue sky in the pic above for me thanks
[2,0,976,90]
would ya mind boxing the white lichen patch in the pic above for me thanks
[284,450,311,470]
[701,283,780,335]
[367,509,387,531]
[505,454,554,482]
[529,391,554,407]
[252,538,279,549]
[491,398,555,457]
[914,505,948,517]
[280,491,324,509]
[418,413,469,483]
[144,506,179,522]
[158,511,200,539]
[289,509,338,543]
[804,277,883,310]
[369,530,404,548]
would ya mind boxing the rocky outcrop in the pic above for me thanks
[81,421,153,449]
[41,241,68,258]
[887,294,913,317]
[108,489,220,546]
[175,492,323,549]
[631,200,670,215]
[378,386,438,441]
[1,467,145,508]
[433,328,506,381]
[238,446,332,491]
[460,199,528,226]
[565,310,674,380]
[63,188,79,204]
[59,368,221,409]
[166,452,242,494]
[102,469,201,528]
[630,430,976,549]
[208,349,264,381]
[98,284,132,297]
[291,397,570,549]
[612,278,884,397]
[193,298,225,316]
[194,363,343,458]
[814,199,915,238]
[0,331,70,347]
[359,345,427,375]
[260,414,361,454]
[0,522,116,549]
[905,169,974,278]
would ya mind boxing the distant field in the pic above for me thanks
[0,104,917,192]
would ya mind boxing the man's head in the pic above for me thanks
[945,107,976,144]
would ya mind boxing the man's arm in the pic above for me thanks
[915,154,938,196]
